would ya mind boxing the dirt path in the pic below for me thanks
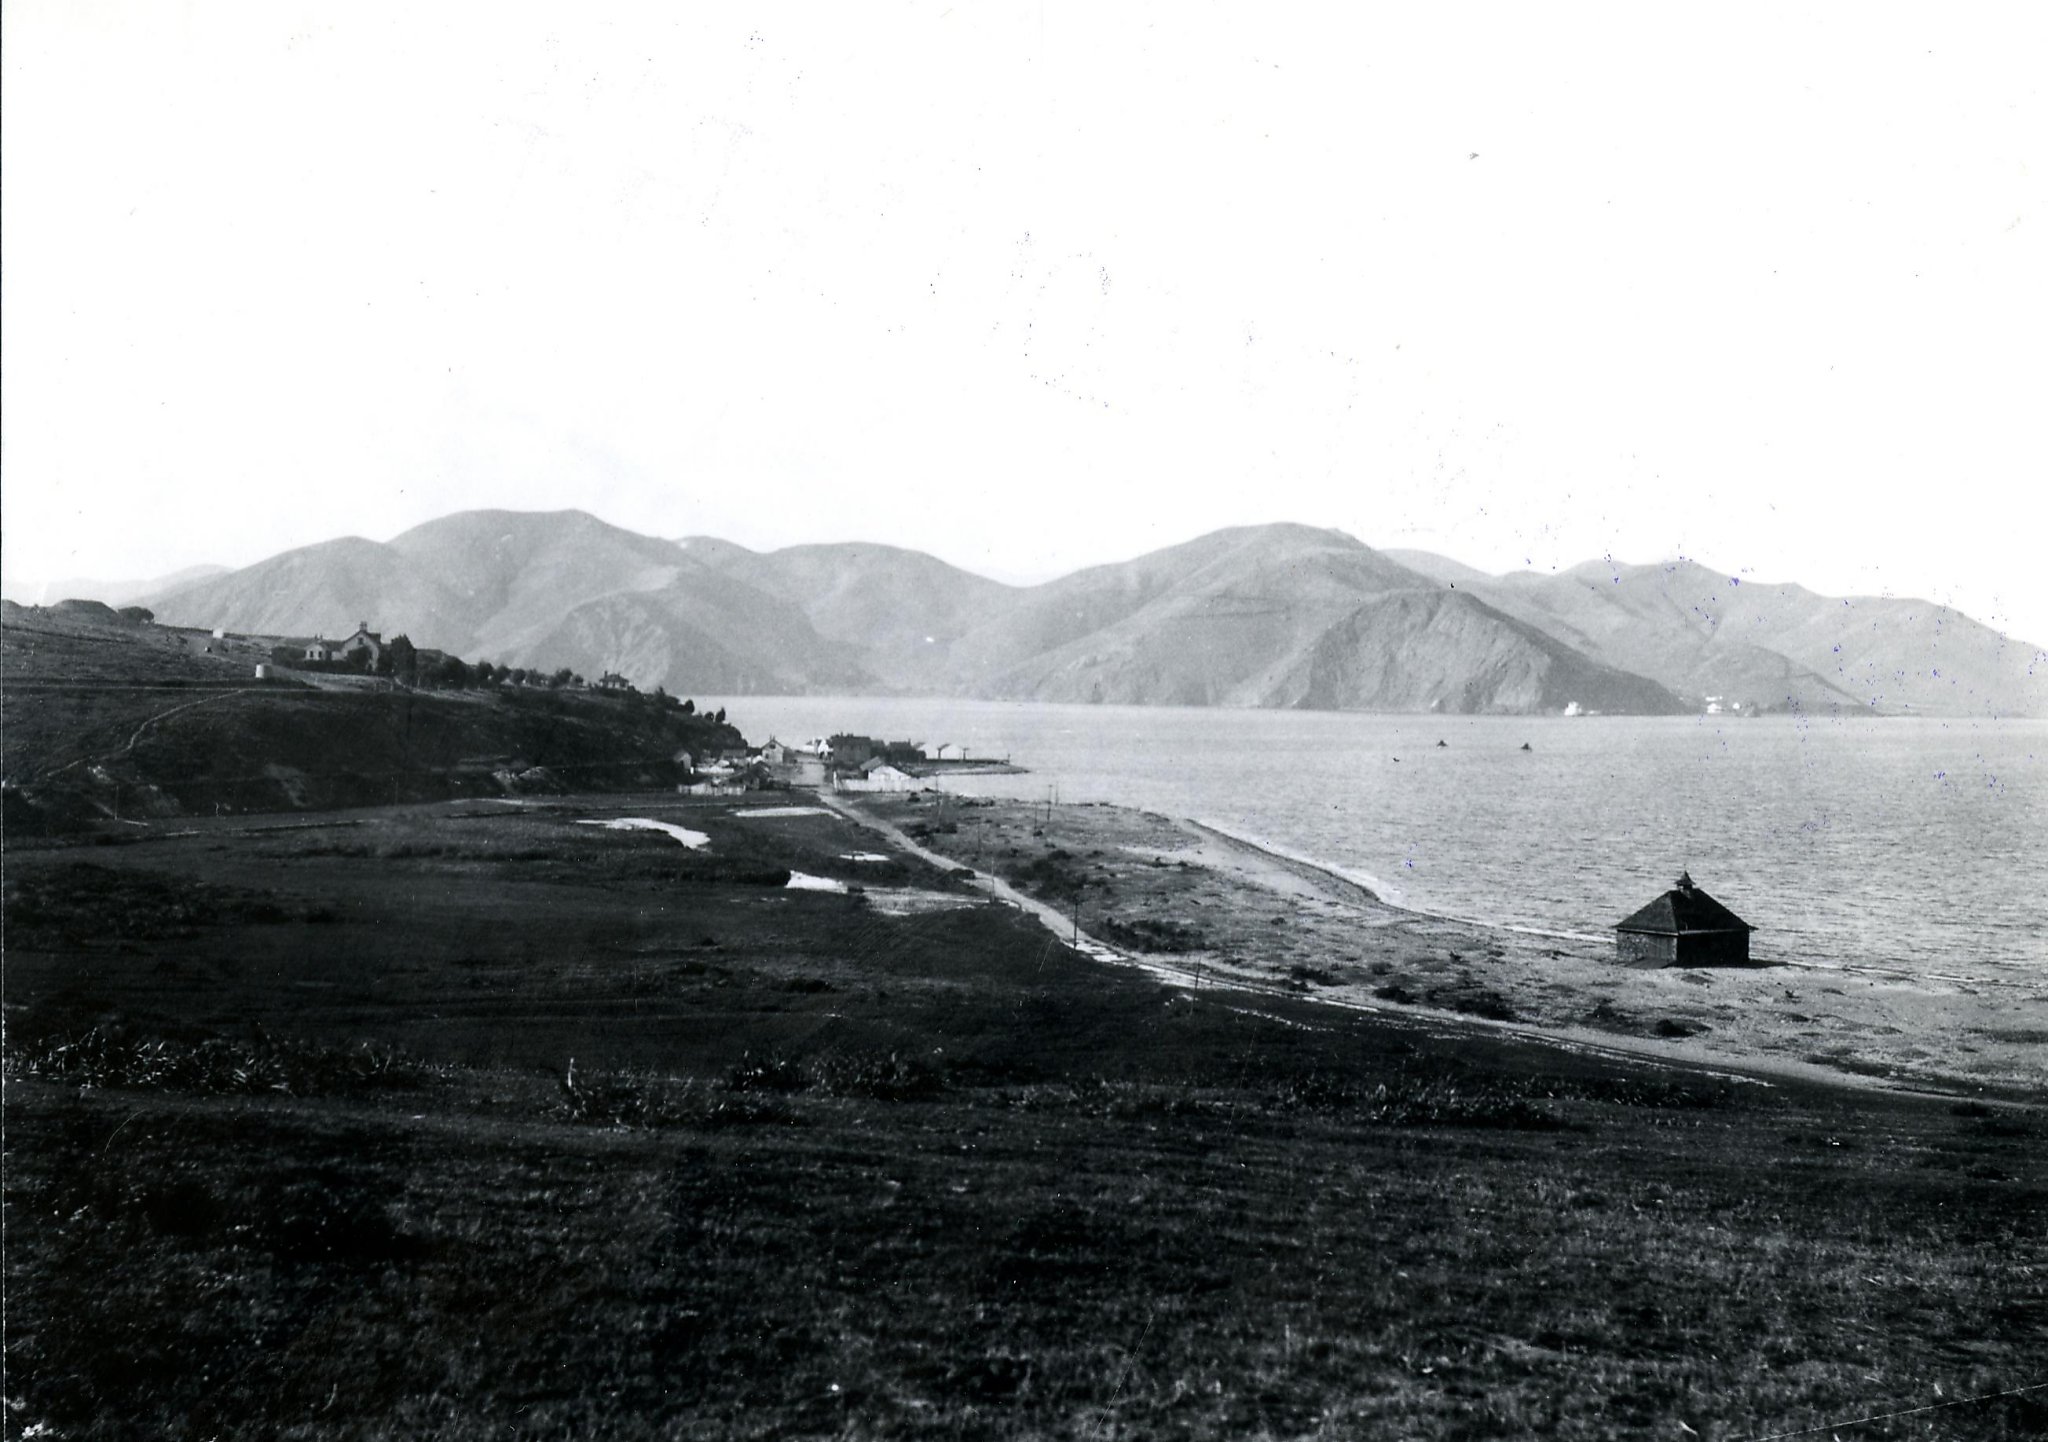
[815,790,1192,982]
[44,688,257,780]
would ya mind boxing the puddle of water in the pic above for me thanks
[863,888,980,916]
[841,852,891,862]
[576,817,710,850]
[736,806,833,818]
[786,870,849,892]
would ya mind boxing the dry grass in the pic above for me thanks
[4,800,2044,1439]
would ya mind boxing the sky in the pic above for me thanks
[4,3,2045,639]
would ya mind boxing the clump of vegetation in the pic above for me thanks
[1430,978,1520,1021]
[1368,975,1518,1021]
[725,1051,812,1095]
[1286,961,1341,987]
[5,1025,431,1097]
[726,1048,949,1103]
[993,1064,1572,1131]
[3,862,324,943]
[557,1063,697,1127]
[1014,847,1092,901]
[554,1048,955,1130]
[812,1050,947,1101]
[1266,1068,1565,1130]
[556,1063,812,1129]
[1526,1070,1743,1112]
[1099,914,1209,953]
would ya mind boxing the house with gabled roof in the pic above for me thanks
[297,623,383,666]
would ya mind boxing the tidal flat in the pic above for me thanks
[848,792,2048,1100]
[5,794,2044,1440]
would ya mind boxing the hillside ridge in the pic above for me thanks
[94,512,2047,716]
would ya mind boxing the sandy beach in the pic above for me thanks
[843,791,2048,1100]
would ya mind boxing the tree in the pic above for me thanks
[436,655,471,689]
[680,698,695,716]
[387,635,418,686]
[713,707,726,725]
[475,661,499,685]
[117,606,155,624]
[510,667,530,687]
[549,668,572,690]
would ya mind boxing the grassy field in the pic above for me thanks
[5,795,2044,1439]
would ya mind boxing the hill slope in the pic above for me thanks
[674,537,1021,688]
[148,510,687,662]
[383,509,688,663]
[961,527,1684,712]
[524,571,876,696]
[1430,557,2045,716]
[947,526,1421,694]
[148,536,472,647]
[0,603,744,832]
[134,511,2042,716]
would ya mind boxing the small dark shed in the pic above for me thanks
[1614,871,1756,967]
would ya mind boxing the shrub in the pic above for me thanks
[814,1050,947,1102]
[5,1026,429,1097]
[1099,915,1208,953]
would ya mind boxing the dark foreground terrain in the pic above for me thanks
[5,797,2045,1440]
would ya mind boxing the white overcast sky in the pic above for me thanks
[4,3,2045,640]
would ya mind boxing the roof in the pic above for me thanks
[1615,872,1754,935]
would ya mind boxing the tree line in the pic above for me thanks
[268,634,722,720]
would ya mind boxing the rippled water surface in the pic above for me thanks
[711,699,2046,978]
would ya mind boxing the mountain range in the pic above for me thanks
[125,510,2044,717]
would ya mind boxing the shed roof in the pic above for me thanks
[1615,872,1754,935]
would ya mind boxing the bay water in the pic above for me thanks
[708,698,2046,982]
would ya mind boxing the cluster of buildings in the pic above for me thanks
[743,734,929,792]
[675,734,930,794]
